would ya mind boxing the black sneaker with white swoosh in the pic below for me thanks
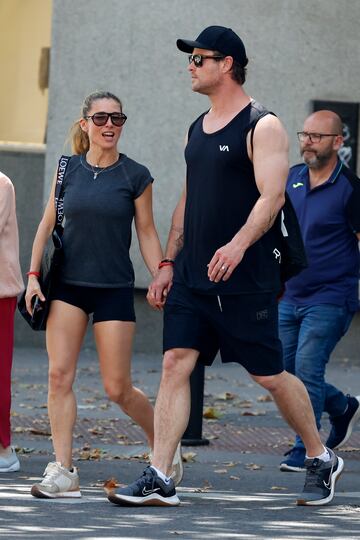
[296,448,344,506]
[107,466,180,507]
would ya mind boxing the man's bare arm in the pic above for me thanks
[164,189,186,258]
[147,188,186,308]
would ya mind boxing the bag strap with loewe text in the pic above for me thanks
[17,155,71,331]
[54,155,70,230]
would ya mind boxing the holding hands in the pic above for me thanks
[147,262,174,310]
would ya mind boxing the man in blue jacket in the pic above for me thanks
[279,110,360,472]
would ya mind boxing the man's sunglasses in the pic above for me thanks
[84,112,127,127]
[188,54,225,67]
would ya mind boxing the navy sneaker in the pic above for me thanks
[106,466,180,507]
[296,448,344,506]
[280,447,306,472]
[325,395,360,449]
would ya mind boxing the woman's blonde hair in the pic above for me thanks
[70,91,123,155]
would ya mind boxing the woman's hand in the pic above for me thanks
[147,266,173,310]
[25,276,45,315]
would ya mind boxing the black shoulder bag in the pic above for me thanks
[18,155,70,330]
[249,114,307,283]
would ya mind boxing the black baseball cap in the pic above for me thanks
[177,25,248,67]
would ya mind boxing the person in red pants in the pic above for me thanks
[0,171,24,472]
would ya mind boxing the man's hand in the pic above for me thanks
[147,266,174,310]
[207,240,246,283]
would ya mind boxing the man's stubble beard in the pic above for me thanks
[301,147,334,169]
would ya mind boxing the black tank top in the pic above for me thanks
[174,100,281,294]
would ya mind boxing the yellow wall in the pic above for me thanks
[0,0,51,143]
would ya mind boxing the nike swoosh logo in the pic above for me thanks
[323,463,335,489]
[292,182,304,188]
[142,487,160,496]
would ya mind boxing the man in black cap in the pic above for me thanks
[107,26,344,508]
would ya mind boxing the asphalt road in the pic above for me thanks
[1,347,360,540]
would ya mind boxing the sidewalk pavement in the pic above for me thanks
[1,347,360,540]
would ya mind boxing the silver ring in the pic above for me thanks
[221,265,226,271]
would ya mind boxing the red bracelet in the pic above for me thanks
[158,261,174,269]
[26,271,41,277]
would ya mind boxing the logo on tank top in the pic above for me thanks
[273,248,281,263]
[219,145,229,151]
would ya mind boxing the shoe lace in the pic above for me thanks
[42,462,60,482]
[133,466,156,491]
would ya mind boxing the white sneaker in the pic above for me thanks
[0,447,20,473]
[170,443,184,487]
[31,462,81,498]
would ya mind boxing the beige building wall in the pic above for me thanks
[0,0,51,143]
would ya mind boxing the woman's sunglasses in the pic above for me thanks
[84,112,127,127]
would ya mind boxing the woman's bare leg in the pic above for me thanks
[94,321,154,448]
[46,300,88,468]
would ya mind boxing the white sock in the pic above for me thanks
[306,446,331,462]
[150,465,171,483]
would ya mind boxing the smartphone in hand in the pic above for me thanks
[31,295,44,317]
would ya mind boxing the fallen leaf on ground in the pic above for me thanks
[203,407,221,419]
[103,477,121,495]
[88,427,104,435]
[29,428,51,436]
[203,434,219,440]
[245,463,263,470]
[78,448,106,460]
[215,392,237,401]
[271,486,287,491]
[257,394,273,402]
[194,480,213,492]
[100,403,111,410]
[129,452,149,459]
[230,475,240,480]
[214,469,228,474]
[241,410,266,416]
[237,400,253,408]
[182,451,197,463]
[13,426,29,433]
[103,477,119,490]
[78,405,96,410]
[15,447,35,454]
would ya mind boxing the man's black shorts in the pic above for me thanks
[163,282,284,376]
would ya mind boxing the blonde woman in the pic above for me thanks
[26,91,182,498]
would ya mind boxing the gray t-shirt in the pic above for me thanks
[60,154,153,287]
